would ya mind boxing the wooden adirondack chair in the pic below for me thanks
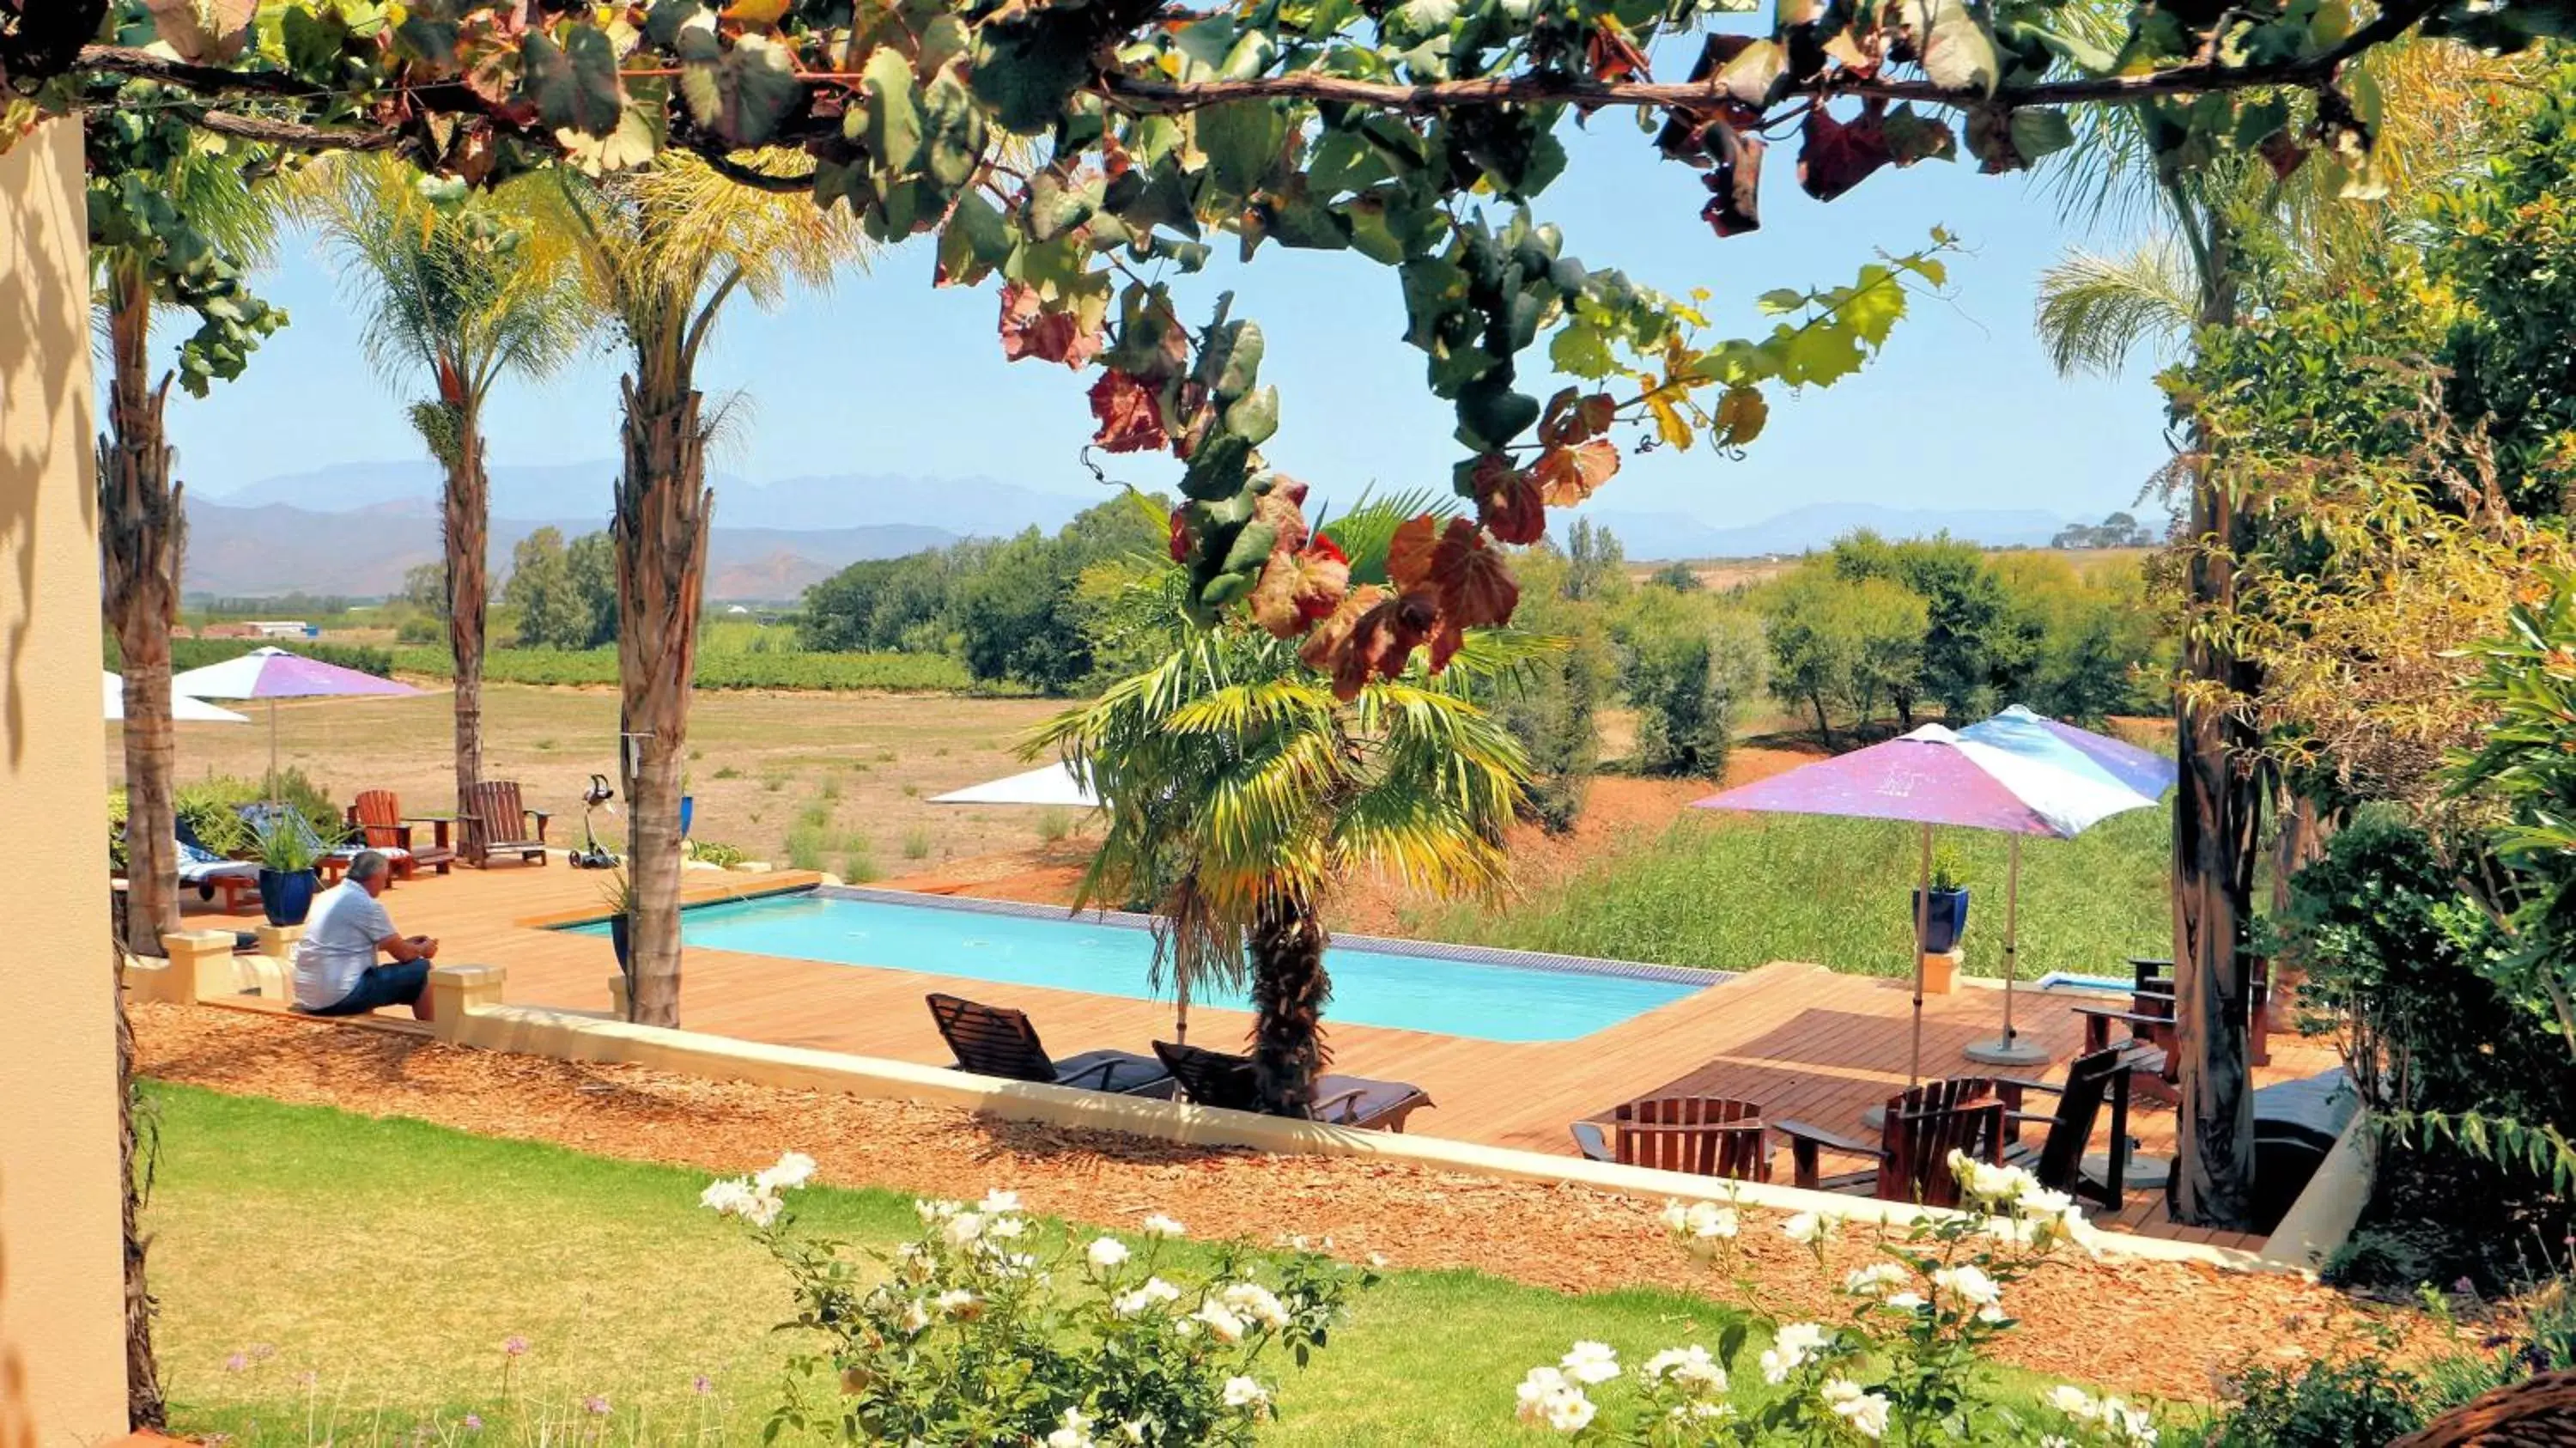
[1571,1096,1771,1182]
[1993,1043,2150,1212]
[345,790,456,879]
[1777,1078,2004,1209]
[458,781,550,867]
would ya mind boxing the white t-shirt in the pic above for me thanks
[292,881,398,1009]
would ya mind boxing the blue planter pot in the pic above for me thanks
[679,794,694,839]
[610,914,631,973]
[1912,887,1970,954]
[258,867,319,927]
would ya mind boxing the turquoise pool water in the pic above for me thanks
[569,891,1703,1043]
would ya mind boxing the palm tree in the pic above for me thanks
[1033,508,1533,1114]
[305,158,585,824]
[89,106,291,1431]
[553,154,863,1026]
[2032,41,2539,1226]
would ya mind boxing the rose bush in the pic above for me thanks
[1514,1155,2161,1445]
[702,1156,1368,1445]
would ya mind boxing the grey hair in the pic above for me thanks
[347,850,393,884]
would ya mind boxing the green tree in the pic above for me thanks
[503,526,591,648]
[1761,566,1927,743]
[1488,545,1612,827]
[400,560,450,620]
[556,154,865,1027]
[1035,513,1530,1115]
[566,529,619,648]
[957,498,1165,691]
[1631,607,1767,779]
[1561,517,1629,603]
[305,155,585,819]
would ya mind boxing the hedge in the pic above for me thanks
[104,636,396,678]
[387,646,982,693]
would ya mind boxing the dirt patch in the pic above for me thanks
[135,1003,2458,1403]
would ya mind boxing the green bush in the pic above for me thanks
[389,645,981,692]
[683,839,746,868]
[2200,1358,2427,1446]
[106,637,395,678]
[107,788,129,873]
[173,770,341,858]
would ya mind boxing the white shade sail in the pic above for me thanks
[929,762,1100,807]
[102,672,248,724]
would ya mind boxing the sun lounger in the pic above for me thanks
[1571,1095,1770,1180]
[924,993,1176,1097]
[347,789,455,878]
[1152,1039,1434,1131]
[176,838,260,912]
[459,781,549,867]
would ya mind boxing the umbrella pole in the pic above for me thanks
[1965,835,2050,1068]
[1909,823,1929,1091]
[268,700,280,810]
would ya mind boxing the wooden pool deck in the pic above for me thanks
[183,862,2335,1252]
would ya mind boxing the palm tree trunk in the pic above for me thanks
[612,374,710,1028]
[441,390,489,827]
[114,940,164,1428]
[98,281,181,958]
[1249,895,1331,1116]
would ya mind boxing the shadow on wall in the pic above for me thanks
[0,117,94,770]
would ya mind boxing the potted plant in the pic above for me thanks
[252,807,338,927]
[601,866,637,979]
[1912,844,1971,955]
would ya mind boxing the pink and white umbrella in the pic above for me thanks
[172,646,421,791]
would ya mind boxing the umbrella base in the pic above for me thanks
[2087,1149,2171,1190]
[1963,1034,2052,1068]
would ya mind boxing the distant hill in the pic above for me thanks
[181,499,957,600]
[205,461,1099,536]
[1579,502,2077,560]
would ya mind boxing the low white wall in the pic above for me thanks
[423,965,2281,1273]
[2257,1115,2375,1274]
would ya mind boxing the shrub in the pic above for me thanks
[902,826,933,861]
[114,637,396,678]
[2199,1358,2427,1446]
[173,769,341,857]
[386,645,982,693]
[684,839,746,868]
[1519,1156,2151,1445]
[704,1159,1364,1447]
[841,843,880,883]
[785,825,828,873]
[107,787,129,873]
[1036,806,1072,844]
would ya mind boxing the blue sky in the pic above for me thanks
[164,122,2176,531]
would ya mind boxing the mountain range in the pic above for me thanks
[1575,502,2077,558]
[185,461,2119,598]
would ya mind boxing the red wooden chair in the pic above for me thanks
[1778,1077,2004,1209]
[345,789,456,879]
[1571,1096,1772,1182]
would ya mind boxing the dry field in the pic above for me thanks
[111,684,1086,878]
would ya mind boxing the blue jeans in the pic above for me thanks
[305,961,429,1017]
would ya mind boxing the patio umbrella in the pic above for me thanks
[101,671,249,724]
[171,647,421,796]
[1689,723,2160,1093]
[1955,706,2179,1067]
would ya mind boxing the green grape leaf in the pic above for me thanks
[522,27,626,139]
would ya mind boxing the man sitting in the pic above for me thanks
[293,850,439,1019]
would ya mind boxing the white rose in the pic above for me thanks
[1774,1323,1827,1355]
[984,1215,1027,1240]
[1541,1387,1595,1433]
[1514,1366,1569,1427]
[1933,1264,2002,1308]
[1641,1345,1722,1390]
[1045,1406,1093,1448]
[754,1152,817,1192]
[1844,1262,1910,1298]
[699,1178,754,1216]
[1193,1300,1246,1343]
[1087,1238,1131,1270]
[2046,1385,2099,1417]
[1660,1201,1692,1232]
[1139,1214,1186,1239]
[1781,1211,1832,1245]
[1558,1341,1619,1386]
[944,1212,985,1246]
[980,1189,1022,1214]
[1221,1282,1291,1331]
[933,1289,980,1320]
[1221,1376,1270,1410]
[897,1299,929,1334]
[914,1198,959,1222]
[1834,1388,1891,1440]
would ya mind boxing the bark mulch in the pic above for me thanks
[135,1002,2461,1403]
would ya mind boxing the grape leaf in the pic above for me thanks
[679,32,799,147]
[522,27,625,139]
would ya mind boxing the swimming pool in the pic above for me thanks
[567,887,1711,1043]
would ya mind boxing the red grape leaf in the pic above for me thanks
[1249,537,1350,639]
[1532,438,1620,505]
[1470,454,1546,545]
[1087,369,1167,453]
[998,282,1103,368]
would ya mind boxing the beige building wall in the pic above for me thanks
[0,118,132,1447]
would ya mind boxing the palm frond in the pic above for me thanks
[2032,240,2201,379]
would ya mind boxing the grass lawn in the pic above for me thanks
[1411,805,2173,981]
[152,1083,1846,1445]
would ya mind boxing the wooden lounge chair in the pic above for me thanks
[346,790,455,879]
[1571,1096,1771,1181]
[924,993,1176,1097]
[1152,1039,1434,1132]
[459,781,550,867]
[1991,1043,2152,1212]
[1777,1077,2005,1209]
[176,837,261,912]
